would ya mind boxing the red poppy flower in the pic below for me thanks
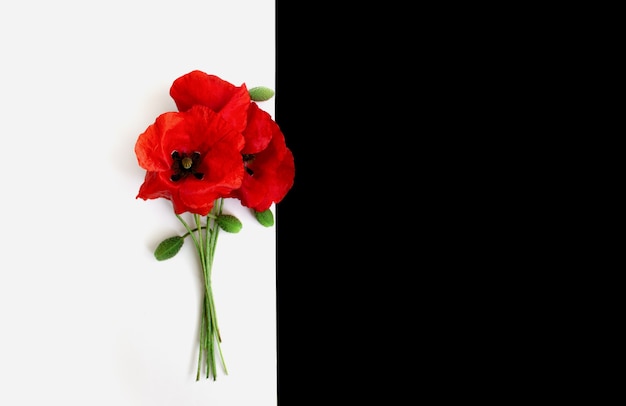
[170,70,250,133]
[227,102,295,212]
[135,105,245,215]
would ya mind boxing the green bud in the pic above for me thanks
[249,86,275,101]
[217,214,243,233]
[254,209,274,227]
[154,236,184,261]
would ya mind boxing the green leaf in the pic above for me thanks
[154,236,184,261]
[254,209,274,227]
[217,214,243,233]
[249,86,275,101]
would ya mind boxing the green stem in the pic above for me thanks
[180,200,228,381]
[196,300,207,381]
[181,226,206,239]
[176,214,201,253]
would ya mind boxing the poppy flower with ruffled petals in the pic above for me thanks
[135,104,245,215]
[135,71,297,381]
[228,102,295,212]
[170,70,250,133]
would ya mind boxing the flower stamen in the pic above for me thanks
[243,154,255,176]
[171,151,204,181]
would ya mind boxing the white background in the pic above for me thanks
[0,1,277,404]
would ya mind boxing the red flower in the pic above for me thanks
[170,70,250,133]
[135,105,245,215]
[169,71,295,212]
[228,102,295,212]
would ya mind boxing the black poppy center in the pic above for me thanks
[171,151,204,181]
[243,154,255,176]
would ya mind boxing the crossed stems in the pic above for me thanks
[176,198,228,381]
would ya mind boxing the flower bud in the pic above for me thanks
[249,86,275,101]
[217,214,243,233]
[254,209,274,227]
[154,236,184,261]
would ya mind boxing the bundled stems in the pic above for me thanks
[176,198,228,381]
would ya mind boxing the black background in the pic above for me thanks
[274,2,385,402]
[275,2,344,402]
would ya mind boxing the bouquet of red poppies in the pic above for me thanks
[134,70,295,380]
